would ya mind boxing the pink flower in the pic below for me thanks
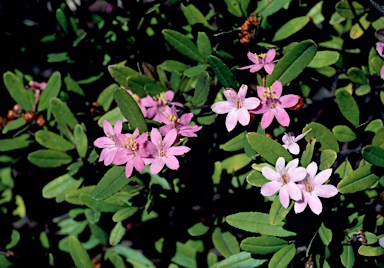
[158,106,202,137]
[294,162,338,215]
[211,84,260,132]
[282,128,312,155]
[238,49,278,74]
[250,80,298,129]
[261,157,307,208]
[376,42,384,80]
[94,120,122,165]
[113,128,150,178]
[141,91,183,122]
[27,81,47,91]
[146,128,191,175]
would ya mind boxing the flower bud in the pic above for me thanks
[36,115,46,127]
[24,111,35,122]
[289,95,304,111]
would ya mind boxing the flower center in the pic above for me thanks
[236,100,242,109]
[262,87,280,109]
[305,182,314,193]
[154,92,168,106]
[123,137,138,152]
[159,148,166,157]
[282,174,289,184]
[259,53,267,59]
[167,113,179,125]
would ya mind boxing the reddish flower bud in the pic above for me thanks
[24,111,35,122]
[36,115,46,127]
[7,109,17,120]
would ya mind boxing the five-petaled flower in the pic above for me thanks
[211,84,260,132]
[376,42,384,80]
[251,80,298,129]
[141,91,183,122]
[261,157,307,208]
[238,49,278,74]
[294,162,338,215]
[93,120,122,165]
[282,128,312,155]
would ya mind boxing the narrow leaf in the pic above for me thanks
[212,227,240,258]
[68,236,93,268]
[268,244,296,268]
[192,72,210,106]
[126,74,153,97]
[197,32,212,59]
[91,166,129,200]
[341,245,355,268]
[332,125,356,142]
[319,149,337,170]
[269,198,293,225]
[42,174,75,199]
[217,252,267,268]
[56,9,68,33]
[107,64,139,88]
[188,222,209,236]
[362,145,384,167]
[207,55,237,88]
[38,71,61,111]
[0,134,32,152]
[335,89,360,127]
[112,207,139,222]
[3,71,33,111]
[335,1,365,19]
[109,222,126,246]
[51,98,79,140]
[358,245,384,256]
[240,236,288,255]
[28,150,72,168]
[220,133,244,151]
[74,125,88,158]
[272,16,310,42]
[64,74,85,96]
[300,138,316,167]
[303,122,339,152]
[307,51,340,68]
[318,222,332,246]
[338,164,380,194]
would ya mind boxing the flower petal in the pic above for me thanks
[94,137,115,148]
[314,184,338,198]
[223,88,237,102]
[125,160,134,178]
[165,155,180,170]
[261,109,275,129]
[313,169,332,186]
[237,108,250,126]
[275,157,286,174]
[150,128,162,146]
[288,167,307,182]
[274,107,290,127]
[381,66,384,80]
[294,128,312,142]
[279,186,290,208]
[250,64,263,73]
[271,81,283,98]
[225,110,238,132]
[287,182,302,201]
[256,86,265,100]
[246,51,258,63]
[150,158,165,175]
[238,84,248,100]
[262,166,281,181]
[377,42,384,57]
[279,94,299,108]
[266,49,276,63]
[242,97,260,110]
[163,129,177,149]
[211,101,234,114]
[286,158,299,171]
[114,120,123,134]
[102,120,113,135]
[294,192,309,214]
[288,143,300,155]
[264,63,275,75]
[260,181,281,196]
[167,146,190,156]
[308,193,323,215]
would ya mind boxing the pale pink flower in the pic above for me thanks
[94,120,122,165]
[250,80,298,129]
[376,42,384,80]
[238,49,278,74]
[146,128,191,175]
[282,128,312,155]
[113,128,150,178]
[211,84,260,132]
[158,106,202,137]
[141,91,183,122]
[294,162,338,215]
[261,157,307,208]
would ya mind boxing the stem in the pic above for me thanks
[262,74,266,87]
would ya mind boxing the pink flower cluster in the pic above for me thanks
[376,42,384,80]
[94,90,202,177]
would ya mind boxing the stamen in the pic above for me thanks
[282,174,289,184]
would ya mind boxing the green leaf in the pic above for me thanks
[318,222,332,246]
[97,84,117,112]
[226,212,296,237]
[221,153,251,173]
[112,207,139,222]
[192,72,210,106]
[5,230,20,250]
[108,253,125,268]
[114,245,155,267]
[220,133,244,151]
[223,0,243,17]
[84,209,101,224]
[42,174,77,198]
[74,125,88,158]
[51,98,79,140]
[347,67,367,84]
[2,117,27,134]
[371,56,384,76]
[247,170,269,187]
[97,107,125,127]
[28,150,72,168]
[217,252,267,268]
[107,64,139,88]
[89,223,108,246]
[341,245,355,268]
[91,166,129,200]
[373,128,384,148]
[307,51,340,68]
[335,89,360,126]
[332,125,356,142]
[240,236,288,255]
[181,4,216,30]
[306,1,325,24]
[79,193,126,212]
[303,122,339,152]
[365,119,383,133]
[65,186,95,205]
[38,71,61,111]
[56,9,68,33]
[68,236,93,268]
[268,244,296,268]
[207,55,237,88]
[257,0,291,17]
[212,227,240,258]
[197,32,212,59]
[47,52,70,63]
[163,29,205,63]
[109,222,125,246]
[3,71,33,111]
[159,60,188,73]
[126,74,153,97]
[338,164,380,194]
[64,74,85,96]
[247,132,292,164]
[270,198,293,225]
[300,138,316,167]
[335,1,365,19]
[362,146,384,167]
[188,222,209,236]
[335,160,353,179]
[319,149,337,170]
[113,88,148,133]
[358,245,384,256]
[272,16,310,42]
[266,40,317,86]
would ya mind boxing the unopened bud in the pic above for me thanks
[24,111,35,123]
[36,115,46,127]
[289,95,304,111]
[13,104,22,113]
[7,110,17,120]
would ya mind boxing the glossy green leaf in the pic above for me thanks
[362,146,384,167]
[181,4,215,30]
[2,117,27,134]
[335,89,360,126]
[247,170,269,187]
[365,119,383,133]
[163,29,205,63]
[28,150,72,168]
[207,55,237,88]
[240,236,287,255]
[226,212,296,237]
[318,222,332,246]
[97,84,117,112]
[126,73,153,97]
[184,65,207,77]
[42,174,76,198]
[51,98,79,140]
[341,245,355,268]
[107,64,139,88]
[112,207,139,222]
[221,153,251,173]
[257,0,292,17]
[338,164,380,194]
[247,132,292,164]
[307,51,340,68]
[212,227,240,258]
[84,209,101,224]
[91,166,129,200]
[303,123,339,152]
[188,222,209,236]
[64,74,85,96]
[68,236,93,268]
[335,1,365,19]
[217,252,267,268]
[319,149,337,170]
[270,198,293,225]
[74,125,87,158]
[114,245,155,267]
[5,230,20,250]
[220,133,244,151]
[79,193,126,212]
[56,9,68,33]
[273,16,309,42]
[158,60,188,73]
[268,244,296,268]
[113,87,147,133]
[347,67,367,84]
[332,125,356,142]
[224,0,243,17]
[266,40,317,86]
[3,71,33,112]
[197,32,212,59]
[373,128,384,148]
[38,71,61,111]
[358,245,384,256]
[109,222,125,246]
[300,138,316,168]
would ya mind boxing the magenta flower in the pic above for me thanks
[238,49,278,74]
[376,42,384,80]
[282,128,312,155]
[159,106,202,137]
[146,128,191,175]
[93,120,122,165]
[294,162,338,215]
[250,80,298,129]
[261,157,307,208]
[113,128,150,178]
[211,84,260,132]
[141,91,183,122]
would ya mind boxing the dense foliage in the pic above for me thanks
[1,0,384,267]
